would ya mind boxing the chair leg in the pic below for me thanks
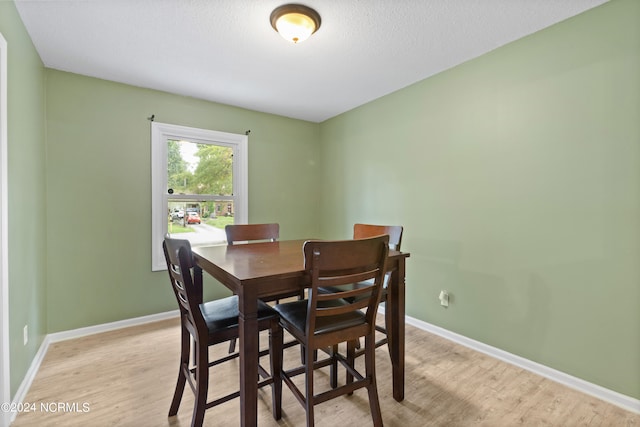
[169,327,190,416]
[228,337,237,354]
[269,319,283,420]
[346,339,356,393]
[364,333,383,427]
[191,339,209,427]
[300,345,319,364]
[329,344,338,389]
[305,346,315,427]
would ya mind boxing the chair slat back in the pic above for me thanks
[354,223,403,251]
[303,235,389,338]
[163,237,205,335]
[225,223,279,245]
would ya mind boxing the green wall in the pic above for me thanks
[44,70,321,333]
[3,0,639,406]
[0,1,47,398]
[320,0,639,399]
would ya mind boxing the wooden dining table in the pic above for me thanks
[192,239,410,427]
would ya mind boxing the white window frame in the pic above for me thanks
[151,122,248,271]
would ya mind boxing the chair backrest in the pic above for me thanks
[163,237,206,337]
[353,223,403,251]
[225,223,279,245]
[303,235,389,341]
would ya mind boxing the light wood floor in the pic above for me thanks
[12,315,638,426]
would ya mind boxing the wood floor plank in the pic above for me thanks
[12,316,639,426]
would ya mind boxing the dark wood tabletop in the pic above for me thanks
[192,239,410,427]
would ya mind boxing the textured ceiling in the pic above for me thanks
[15,0,608,122]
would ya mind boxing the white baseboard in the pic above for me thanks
[11,307,639,424]
[10,309,178,423]
[45,309,179,343]
[8,334,48,424]
[380,306,640,415]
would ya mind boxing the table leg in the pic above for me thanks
[238,288,259,427]
[388,258,406,401]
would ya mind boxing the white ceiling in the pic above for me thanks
[15,0,608,123]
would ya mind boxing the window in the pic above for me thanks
[151,122,248,271]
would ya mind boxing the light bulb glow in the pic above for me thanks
[275,13,316,43]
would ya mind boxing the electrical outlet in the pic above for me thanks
[439,290,449,307]
[23,325,28,346]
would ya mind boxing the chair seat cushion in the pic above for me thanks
[200,295,277,333]
[274,299,366,336]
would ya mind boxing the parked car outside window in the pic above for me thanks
[171,209,184,220]
[186,212,201,224]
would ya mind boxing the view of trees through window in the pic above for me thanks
[166,139,235,245]
[168,139,233,196]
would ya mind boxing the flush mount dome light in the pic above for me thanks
[270,4,321,44]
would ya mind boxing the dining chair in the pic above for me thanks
[319,223,403,354]
[225,222,279,245]
[225,223,304,353]
[274,235,389,427]
[163,237,283,427]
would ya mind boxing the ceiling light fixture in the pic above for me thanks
[270,4,321,44]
